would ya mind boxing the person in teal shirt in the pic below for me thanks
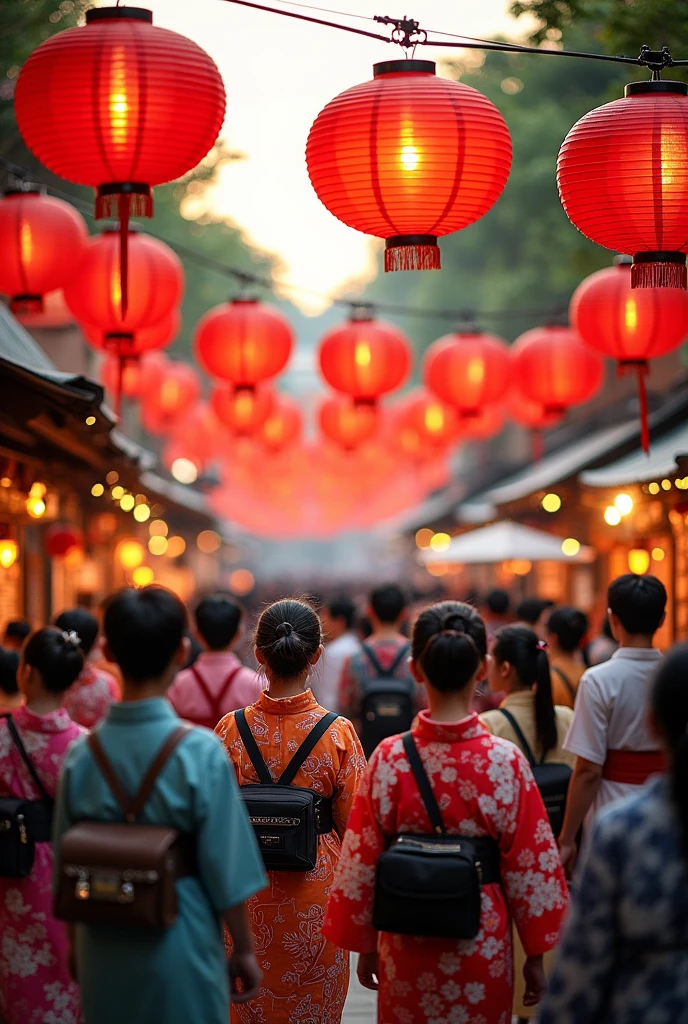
[53,585,267,1024]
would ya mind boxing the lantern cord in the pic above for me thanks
[216,0,392,42]
[635,364,651,454]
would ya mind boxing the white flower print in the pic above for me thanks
[464,982,486,1004]
[480,936,501,960]
[440,980,462,1001]
[5,889,30,916]
[438,952,462,975]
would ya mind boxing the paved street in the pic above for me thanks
[343,962,376,1023]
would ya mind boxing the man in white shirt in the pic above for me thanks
[316,596,361,713]
[559,573,667,877]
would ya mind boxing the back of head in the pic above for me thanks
[493,624,557,757]
[516,597,553,627]
[653,644,688,860]
[24,627,84,694]
[255,598,321,681]
[369,583,407,625]
[0,648,19,695]
[54,608,99,656]
[412,600,486,694]
[5,620,30,644]
[103,586,187,683]
[608,573,667,636]
[486,589,510,617]
[547,605,589,653]
[195,594,243,651]
[326,595,356,632]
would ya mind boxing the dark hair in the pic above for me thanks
[547,606,589,653]
[412,600,486,693]
[492,625,557,758]
[255,599,322,680]
[195,595,243,650]
[23,627,84,694]
[0,648,19,695]
[486,589,510,616]
[369,583,407,624]
[326,596,356,632]
[608,573,667,635]
[516,597,553,627]
[5,620,30,641]
[103,586,187,683]
[652,644,688,860]
[54,608,99,656]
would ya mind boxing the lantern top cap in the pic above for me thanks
[86,6,153,23]
[373,59,436,78]
[2,184,46,198]
[624,80,688,97]
[613,254,633,267]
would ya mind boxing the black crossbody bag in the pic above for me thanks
[235,709,338,871]
[498,708,572,836]
[373,731,500,939]
[0,714,54,878]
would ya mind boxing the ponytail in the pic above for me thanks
[493,625,557,759]
[652,644,688,863]
[411,600,486,694]
[255,598,322,680]
[23,626,84,694]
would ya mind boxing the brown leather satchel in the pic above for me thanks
[54,724,196,930]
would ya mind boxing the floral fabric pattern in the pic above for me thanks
[62,664,119,729]
[217,688,367,1024]
[323,711,569,1024]
[0,705,85,1023]
[539,776,688,1024]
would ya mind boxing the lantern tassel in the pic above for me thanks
[631,255,687,290]
[385,235,440,273]
[635,363,650,454]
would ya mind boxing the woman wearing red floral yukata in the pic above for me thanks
[323,600,569,1024]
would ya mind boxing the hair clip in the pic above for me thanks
[61,630,81,647]
[536,639,549,651]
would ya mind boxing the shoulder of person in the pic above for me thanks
[479,708,509,735]
[554,704,575,727]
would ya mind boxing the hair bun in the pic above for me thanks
[276,622,294,639]
[441,613,466,633]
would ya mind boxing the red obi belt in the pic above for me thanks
[602,749,668,785]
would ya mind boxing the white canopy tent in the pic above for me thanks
[420,520,595,565]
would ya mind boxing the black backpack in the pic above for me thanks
[358,643,414,758]
[234,708,338,872]
[498,708,572,836]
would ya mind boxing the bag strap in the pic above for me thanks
[191,664,243,722]
[362,642,410,679]
[402,731,445,836]
[1,713,53,805]
[235,708,273,785]
[551,665,576,704]
[498,708,539,766]
[87,724,192,823]
[279,712,338,786]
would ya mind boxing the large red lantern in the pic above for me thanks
[423,331,512,416]
[15,6,225,314]
[195,299,293,387]
[307,60,511,271]
[258,396,303,453]
[401,390,460,449]
[0,189,87,314]
[141,361,200,434]
[318,314,411,403]
[211,383,274,436]
[514,325,604,416]
[558,80,688,289]
[319,394,379,450]
[45,523,82,559]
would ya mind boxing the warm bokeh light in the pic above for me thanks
[0,540,18,569]
[648,482,660,494]
[91,483,105,497]
[119,494,135,512]
[85,415,97,426]
[64,546,84,570]
[228,567,255,595]
[133,504,151,523]
[26,495,46,519]
[111,485,125,500]
[426,563,448,577]
[604,506,622,526]
[197,529,221,554]
[628,548,650,575]
[429,532,451,553]
[541,493,562,513]
[662,479,672,491]
[171,457,199,484]
[652,547,666,561]
[614,493,634,516]
[106,471,119,485]
[415,528,434,549]
[132,566,155,588]
[509,559,532,576]
[30,481,46,498]
[562,538,581,557]
[149,520,169,537]
[149,536,169,556]
[166,536,187,558]
[116,539,145,570]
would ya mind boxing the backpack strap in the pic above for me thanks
[87,724,192,823]
[362,643,410,679]
[498,708,539,766]
[2,713,53,805]
[279,712,338,786]
[402,731,445,836]
[191,664,243,724]
[234,708,273,785]
[551,665,576,704]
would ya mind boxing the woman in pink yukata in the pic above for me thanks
[0,627,85,1024]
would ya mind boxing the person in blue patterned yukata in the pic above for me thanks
[53,585,267,1024]
[538,641,688,1024]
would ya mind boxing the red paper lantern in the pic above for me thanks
[142,361,200,434]
[258,396,303,453]
[514,325,604,415]
[15,6,225,314]
[401,390,460,448]
[307,60,511,271]
[195,299,293,387]
[0,189,87,314]
[211,383,274,436]
[45,523,82,558]
[318,314,411,403]
[17,289,74,329]
[101,350,166,400]
[319,394,379,450]
[83,309,180,357]
[423,331,512,415]
[558,80,688,289]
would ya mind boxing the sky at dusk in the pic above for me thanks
[143,0,533,312]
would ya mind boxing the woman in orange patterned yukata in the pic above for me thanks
[217,599,366,1024]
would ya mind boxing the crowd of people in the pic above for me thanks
[0,572,684,1024]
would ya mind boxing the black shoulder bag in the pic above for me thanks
[0,714,54,878]
[235,709,338,871]
[498,708,572,836]
[373,731,500,939]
